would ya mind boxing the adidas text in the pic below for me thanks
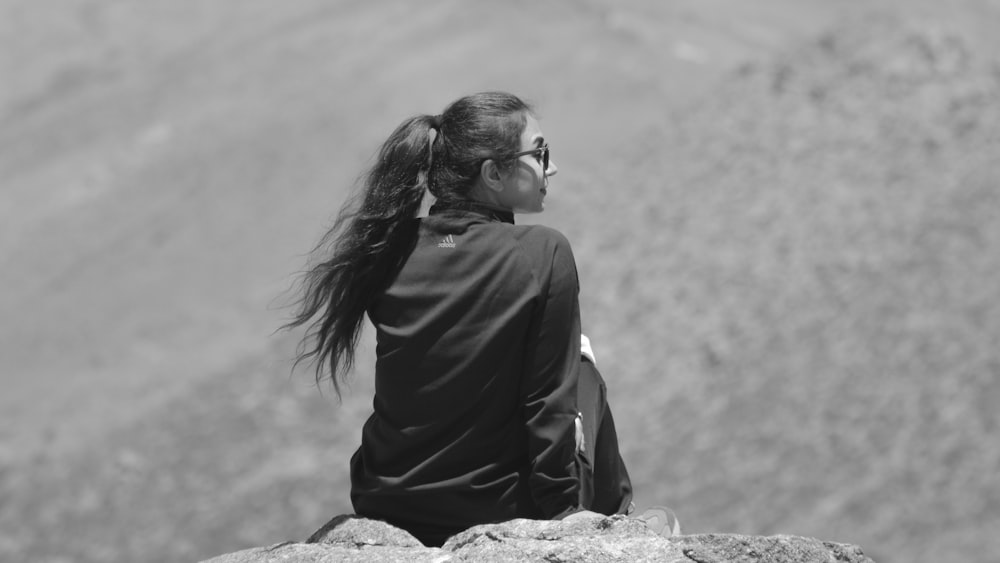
[438,235,456,248]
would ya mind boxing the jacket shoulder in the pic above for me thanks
[510,225,578,281]
[512,224,573,252]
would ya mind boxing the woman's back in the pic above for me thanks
[352,205,582,546]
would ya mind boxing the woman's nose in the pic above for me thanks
[545,160,558,177]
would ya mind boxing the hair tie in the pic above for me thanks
[426,114,444,176]
[426,114,442,173]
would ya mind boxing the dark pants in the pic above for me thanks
[576,359,633,515]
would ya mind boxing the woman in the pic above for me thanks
[286,91,637,546]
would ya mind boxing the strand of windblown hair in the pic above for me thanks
[292,118,430,392]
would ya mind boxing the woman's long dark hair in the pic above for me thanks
[284,92,532,393]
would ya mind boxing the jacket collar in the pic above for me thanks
[429,199,515,224]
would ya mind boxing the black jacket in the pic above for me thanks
[350,202,582,546]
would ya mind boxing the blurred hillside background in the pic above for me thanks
[2,1,998,562]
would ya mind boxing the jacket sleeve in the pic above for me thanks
[517,226,582,518]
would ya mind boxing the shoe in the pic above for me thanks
[635,506,681,537]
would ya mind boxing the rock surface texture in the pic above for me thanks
[200,514,875,563]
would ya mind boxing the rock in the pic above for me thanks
[306,514,425,548]
[673,534,873,563]
[441,514,684,562]
[199,515,876,563]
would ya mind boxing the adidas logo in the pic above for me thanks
[437,234,456,248]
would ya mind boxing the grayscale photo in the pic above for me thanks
[2,1,998,562]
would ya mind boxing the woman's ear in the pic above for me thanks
[479,159,506,193]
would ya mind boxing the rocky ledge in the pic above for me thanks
[200,513,875,562]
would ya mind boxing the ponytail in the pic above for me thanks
[284,114,437,393]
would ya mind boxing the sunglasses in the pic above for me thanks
[506,144,550,172]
